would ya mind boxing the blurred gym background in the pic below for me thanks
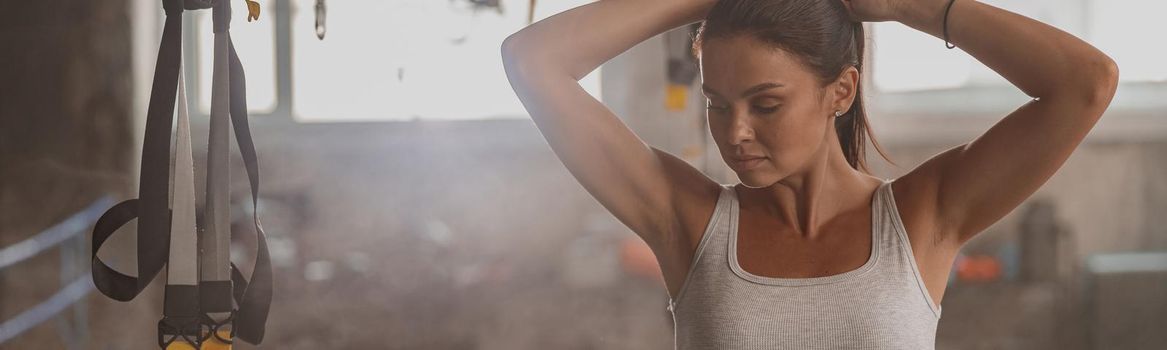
[1,0,1164,349]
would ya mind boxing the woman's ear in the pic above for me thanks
[830,66,860,113]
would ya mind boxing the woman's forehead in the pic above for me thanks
[699,40,813,97]
[700,51,812,96]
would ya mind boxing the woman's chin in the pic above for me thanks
[735,172,769,188]
[736,167,791,188]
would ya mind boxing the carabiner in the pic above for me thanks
[315,0,326,40]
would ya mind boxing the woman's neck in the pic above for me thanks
[736,135,879,240]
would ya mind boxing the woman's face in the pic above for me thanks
[698,35,847,188]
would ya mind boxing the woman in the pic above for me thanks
[502,0,1117,348]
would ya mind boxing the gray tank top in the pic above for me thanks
[667,179,942,349]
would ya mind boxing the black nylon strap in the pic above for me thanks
[213,0,231,33]
[91,0,183,303]
[226,36,273,345]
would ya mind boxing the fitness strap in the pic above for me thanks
[89,0,272,347]
[195,0,236,345]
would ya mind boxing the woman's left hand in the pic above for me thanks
[841,0,910,23]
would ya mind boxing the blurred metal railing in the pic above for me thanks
[0,196,114,348]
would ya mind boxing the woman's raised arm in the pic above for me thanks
[504,0,713,80]
[846,0,1120,246]
[501,0,718,250]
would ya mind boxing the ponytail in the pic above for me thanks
[835,22,894,174]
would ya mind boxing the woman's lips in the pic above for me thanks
[733,157,766,170]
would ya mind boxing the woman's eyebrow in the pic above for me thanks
[701,82,787,98]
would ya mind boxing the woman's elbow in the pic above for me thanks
[1055,55,1119,113]
[1082,55,1120,109]
[501,34,542,76]
[501,34,524,68]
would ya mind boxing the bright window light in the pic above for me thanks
[1088,0,1167,82]
[195,0,279,114]
[871,21,972,93]
[872,0,1162,93]
[290,0,601,122]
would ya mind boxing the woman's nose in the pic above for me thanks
[729,116,754,145]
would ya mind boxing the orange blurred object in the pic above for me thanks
[955,255,1002,282]
[620,238,664,284]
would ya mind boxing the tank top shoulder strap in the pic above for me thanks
[691,183,735,257]
[875,178,944,317]
[702,183,735,244]
[667,183,735,312]
[875,179,909,262]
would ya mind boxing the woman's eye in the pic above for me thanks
[754,105,780,114]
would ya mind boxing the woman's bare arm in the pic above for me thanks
[855,0,1120,245]
[502,0,719,249]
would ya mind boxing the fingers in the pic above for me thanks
[841,0,860,22]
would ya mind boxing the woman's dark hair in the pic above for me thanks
[691,0,894,173]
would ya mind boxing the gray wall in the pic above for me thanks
[0,1,162,349]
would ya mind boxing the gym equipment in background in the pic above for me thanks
[315,0,326,40]
[89,0,272,349]
[664,23,701,111]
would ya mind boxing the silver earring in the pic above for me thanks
[834,110,843,117]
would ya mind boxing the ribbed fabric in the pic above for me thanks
[667,179,942,349]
